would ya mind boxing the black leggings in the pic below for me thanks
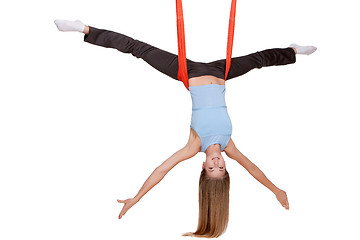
[84,26,296,81]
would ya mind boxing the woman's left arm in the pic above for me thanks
[224,139,289,210]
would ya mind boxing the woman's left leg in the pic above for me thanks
[207,47,296,81]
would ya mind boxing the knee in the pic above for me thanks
[254,52,265,68]
[131,40,155,59]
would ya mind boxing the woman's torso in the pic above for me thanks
[188,76,232,152]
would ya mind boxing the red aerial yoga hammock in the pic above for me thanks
[176,0,237,90]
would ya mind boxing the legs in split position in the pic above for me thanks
[54,19,317,81]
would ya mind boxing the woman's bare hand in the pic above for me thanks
[275,190,289,210]
[117,198,138,219]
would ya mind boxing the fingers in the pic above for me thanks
[285,194,289,210]
[117,200,128,219]
[280,201,289,210]
[283,202,289,210]
[276,191,290,210]
[118,212,125,219]
[118,207,125,219]
[286,199,290,210]
[282,197,289,210]
[119,207,128,219]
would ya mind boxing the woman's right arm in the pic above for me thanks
[118,137,200,219]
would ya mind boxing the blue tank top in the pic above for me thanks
[189,84,232,152]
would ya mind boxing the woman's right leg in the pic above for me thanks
[55,20,182,81]
[83,26,181,81]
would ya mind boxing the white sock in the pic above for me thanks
[54,19,85,33]
[289,43,317,55]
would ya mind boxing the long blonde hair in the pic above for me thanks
[183,169,230,238]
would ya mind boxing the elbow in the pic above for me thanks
[156,166,169,175]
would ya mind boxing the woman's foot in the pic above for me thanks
[54,19,86,33]
[289,43,317,55]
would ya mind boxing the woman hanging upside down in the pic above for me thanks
[54,19,317,238]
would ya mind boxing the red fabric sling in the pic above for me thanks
[176,0,237,90]
[176,0,189,90]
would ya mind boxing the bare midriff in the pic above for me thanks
[189,75,225,86]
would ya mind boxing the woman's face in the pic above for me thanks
[203,154,226,178]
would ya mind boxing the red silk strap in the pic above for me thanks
[176,0,189,90]
[176,0,237,90]
[225,0,237,80]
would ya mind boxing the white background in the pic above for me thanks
[1,0,359,239]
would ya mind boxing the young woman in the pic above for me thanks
[54,19,317,238]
